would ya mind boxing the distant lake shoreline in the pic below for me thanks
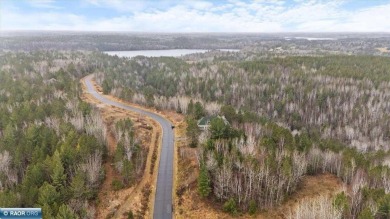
[104,49,239,58]
[284,37,337,41]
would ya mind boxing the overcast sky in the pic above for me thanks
[1,0,390,32]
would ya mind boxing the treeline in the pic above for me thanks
[0,51,109,218]
[2,32,389,56]
[0,33,244,52]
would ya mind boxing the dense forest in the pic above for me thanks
[96,54,390,152]
[96,52,390,218]
[0,51,143,218]
[1,45,390,218]
[188,105,390,218]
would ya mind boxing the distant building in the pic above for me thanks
[197,115,229,130]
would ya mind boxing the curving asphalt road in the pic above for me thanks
[84,75,174,219]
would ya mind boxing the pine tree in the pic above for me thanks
[41,203,53,219]
[56,204,77,219]
[102,79,111,94]
[198,164,211,198]
[378,195,390,218]
[122,159,134,185]
[38,182,60,216]
[0,190,20,207]
[209,117,228,139]
[186,117,200,148]
[223,198,238,215]
[176,100,182,113]
[70,172,86,199]
[334,192,349,214]
[187,99,194,115]
[248,199,257,215]
[194,101,205,120]
[38,182,59,206]
[220,105,237,123]
[358,207,374,219]
[51,151,66,189]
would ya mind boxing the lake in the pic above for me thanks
[285,37,337,41]
[104,49,239,58]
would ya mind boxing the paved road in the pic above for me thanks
[84,75,174,219]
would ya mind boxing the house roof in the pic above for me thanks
[197,116,215,126]
[197,115,229,126]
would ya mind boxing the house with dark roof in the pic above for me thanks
[197,115,229,130]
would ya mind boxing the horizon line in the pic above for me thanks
[2,30,390,34]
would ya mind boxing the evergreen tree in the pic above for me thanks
[220,105,237,123]
[209,117,229,139]
[194,101,205,120]
[41,203,53,219]
[21,164,45,206]
[56,204,77,219]
[38,182,60,216]
[358,207,374,219]
[176,100,182,114]
[223,198,238,215]
[198,164,211,198]
[334,192,349,214]
[187,99,194,115]
[51,151,66,189]
[70,172,86,199]
[378,195,390,218]
[122,159,134,185]
[102,79,111,94]
[248,199,257,215]
[186,117,200,148]
[0,191,20,207]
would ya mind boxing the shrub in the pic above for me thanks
[248,199,257,215]
[223,198,238,215]
[111,179,124,191]
[127,210,134,219]
[198,164,211,198]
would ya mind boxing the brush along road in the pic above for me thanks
[84,75,174,219]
